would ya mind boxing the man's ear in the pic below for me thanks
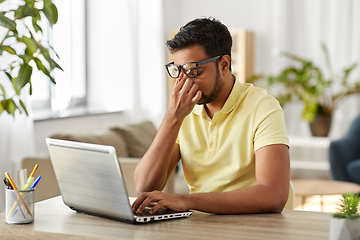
[219,55,231,72]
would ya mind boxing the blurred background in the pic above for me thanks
[1,0,360,212]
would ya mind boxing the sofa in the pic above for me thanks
[329,114,360,185]
[22,121,176,202]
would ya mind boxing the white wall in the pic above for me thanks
[163,0,273,74]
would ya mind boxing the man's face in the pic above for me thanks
[173,45,224,105]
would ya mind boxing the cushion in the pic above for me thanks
[111,121,157,158]
[50,129,129,157]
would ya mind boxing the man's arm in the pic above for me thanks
[132,144,290,214]
[134,74,202,195]
[134,126,181,194]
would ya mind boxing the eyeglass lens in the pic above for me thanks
[167,62,198,78]
[167,65,180,78]
[182,63,198,77]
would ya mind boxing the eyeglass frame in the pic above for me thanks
[165,55,223,79]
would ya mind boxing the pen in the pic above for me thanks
[5,172,32,217]
[12,176,41,217]
[30,175,41,189]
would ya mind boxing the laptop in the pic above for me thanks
[46,138,193,223]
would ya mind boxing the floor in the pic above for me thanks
[294,194,342,212]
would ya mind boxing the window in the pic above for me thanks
[31,0,86,113]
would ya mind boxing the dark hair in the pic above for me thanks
[166,17,232,68]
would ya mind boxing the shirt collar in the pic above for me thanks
[192,78,245,116]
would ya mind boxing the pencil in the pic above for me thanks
[5,173,32,217]
[29,164,38,178]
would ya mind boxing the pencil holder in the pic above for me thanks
[5,188,35,224]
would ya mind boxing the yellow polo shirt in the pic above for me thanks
[177,80,289,193]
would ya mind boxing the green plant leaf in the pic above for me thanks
[50,58,63,71]
[32,15,42,33]
[5,72,12,81]
[333,192,360,219]
[15,4,37,19]
[7,99,18,116]
[0,98,18,116]
[322,43,334,80]
[19,99,28,116]
[0,12,17,33]
[29,81,33,95]
[342,63,358,85]
[43,52,63,71]
[0,0,59,117]
[16,63,33,90]
[302,102,318,122]
[0,100,5,115]
[0,45,16,55]
[42,0,58,26]
[11,78,21,95]
[33,57,56,84]
[37,44,63,71]
[47,44,61,59]
[20,54,33,64]
[255,43,358,122]
[19,36,37,57]
[0,83,6,97]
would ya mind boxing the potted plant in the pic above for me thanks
[249,44,360,136]
[0,0,62,117]
[330,192,360,240]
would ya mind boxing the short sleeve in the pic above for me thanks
[252,95,289,151]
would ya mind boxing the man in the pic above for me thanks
[132,17,290,214]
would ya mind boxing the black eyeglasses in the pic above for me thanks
[165,55,222,79]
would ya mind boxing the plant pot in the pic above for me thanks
[330,217,360,240]
[310,114,332,137]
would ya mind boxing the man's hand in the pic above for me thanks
[168,73,202,121]
[132,191,190,214]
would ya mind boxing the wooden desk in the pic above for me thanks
[292,179,360,211]
[0,196,332,240]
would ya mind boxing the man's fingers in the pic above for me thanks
[149,201,165,214]
[181,78,194,93]
[133,191,161,214]
[172,73,186,92]
[188,82,198,95]
[132,194,146,212]
[132,191,188,215]
[192,90,202,103]
[188,83,199,95]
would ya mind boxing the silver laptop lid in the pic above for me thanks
[46,138,135,222]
